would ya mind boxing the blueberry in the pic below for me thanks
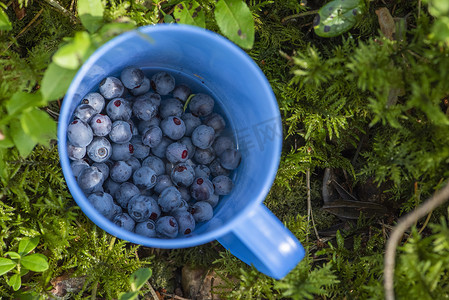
[191,201,213,223]
[138,117,161,135]
[130,77,151,96]
[151,136,172,158]
[88,192,115,220]
[112,203,123,219]
[159,98,183,119]
[141,156,165,176]
[179,137,195,159]
[212,136,235,156]
[205,193,219,208]
[132,98,158,121]
[171,163,195,188]
[172,210,195,235]
[209,159,230,177]
[127,194,151,222]
[81,92,105,114]
[182,113,201,137]
[194,165,211,178]
[166,142,188,164]
[70,159,90,178]
[77,166,104,194]
[135,220,157,237]
[115,182,140,208]
[67,120,93,148]
[127,119,139,136]
[142,126,163,148]
[156,216,178,238]
[151,72,175,95]
[99,77,125,99]
[109,120,133,144]
[120,66,145,89]
[212,175,234,195]
[177,186,191,202]
[110,142,134,161]
[158,186,183,212]
[130,136,150,159]
[106,98,132,121]
[160,116,186,140]
[136,92,162,108]
[90,114,112,136]
[154,174,174,194]
[191,125,215,149]
[193,147,215,165]
[190,177,214,201]
[203,113,226,134]
[74,104,96,123]
[87,137,112,163]
[189,93,214,117]
[68,144,86,160]
[103,178,121,196]
[126,156,142,173]
[220,149,241,170]
[113,213,135,232]
[110,161,133,183]
[133,166,158,190]
[172,84,191,102]
[92,162,110,179]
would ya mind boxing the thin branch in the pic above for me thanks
[282,10,319,24]
[307,168,320,241]
[384,180,449,300]
[160,292,191,300]
[40,0,78,23]
[145,282,160,300]
[3,8,44,53]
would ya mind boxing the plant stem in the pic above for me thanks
[282,10,319,24]
[384,180,449,300]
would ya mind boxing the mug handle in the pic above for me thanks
[217,204,305,279]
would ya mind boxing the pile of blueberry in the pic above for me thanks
[67,67,241,238]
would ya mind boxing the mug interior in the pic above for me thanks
[58,24,282,248]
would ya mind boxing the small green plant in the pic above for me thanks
[118,267,152,300]
[0,237,49,291]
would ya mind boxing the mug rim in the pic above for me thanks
[57,24,283,248]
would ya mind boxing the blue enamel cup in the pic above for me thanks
[58,24,305,279]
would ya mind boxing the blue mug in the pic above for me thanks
[57,24,305,279]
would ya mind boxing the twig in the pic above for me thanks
[3,8,44,53]
[145,282,159,300]
[282,10,319,24]
[384,180,449,300]
[307,168,321,241]
[40,0,78,23]
[160,292,191,300]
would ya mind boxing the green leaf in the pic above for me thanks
[77,0,104,33]
[0,148,7,180]
[0,7,12,31]
[10,120,37,157]
[18,237,40,256]
[5,252,20,260]
[5,92,46,116]
[20,108,56,146]
[0,257,17,275]
[20,254,49,272]
[313,0,365,38]
[41,62,78,101]
[8,274,21,291]
[129,268,152,291]
[53,32,92,69]
[214,0,255,49]
[0,127,14,149]
[174,1,206,28]
[118,291,139,300]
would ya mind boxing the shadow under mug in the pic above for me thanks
[57,24,305,279]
